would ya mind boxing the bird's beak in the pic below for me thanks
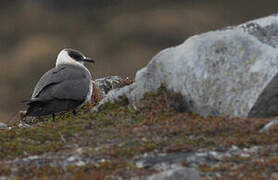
[83,57,95,63]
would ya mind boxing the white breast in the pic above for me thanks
[77,71,93,109]
[85,81,93,103]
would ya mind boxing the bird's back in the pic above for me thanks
[26,64,92,117]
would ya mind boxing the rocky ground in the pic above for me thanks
[0,87,277,179]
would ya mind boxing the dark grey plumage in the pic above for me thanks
[25,64,91,117]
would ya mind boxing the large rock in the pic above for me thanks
[96,14,278,118]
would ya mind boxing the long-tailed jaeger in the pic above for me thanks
[24,48,95,120]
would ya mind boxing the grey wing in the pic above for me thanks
[39,79,90,101]
[31,65,91,101]
[32,66,66,98]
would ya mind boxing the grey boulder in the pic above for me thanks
[97,14,278,118]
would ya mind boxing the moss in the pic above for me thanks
[0,88,277,178]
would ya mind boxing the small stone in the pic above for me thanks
[135,161,145,168]
[240,153,250,158]
[231,146,239,151]
[147,167,201,180]
[76,160,85,167]
[0,122,7,129]
[67,156,76,162]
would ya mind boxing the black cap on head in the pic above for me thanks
[66,48,95,63]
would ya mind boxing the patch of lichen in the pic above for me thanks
[0,87,277,178]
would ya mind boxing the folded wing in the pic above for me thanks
[25,64,91,116]
[32,64,91,102]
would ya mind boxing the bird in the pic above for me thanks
[24,48,95,121]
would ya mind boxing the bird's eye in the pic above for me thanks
[68,51,82,60]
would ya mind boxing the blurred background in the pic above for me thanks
[0,0,277,122]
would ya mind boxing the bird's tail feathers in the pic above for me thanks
[20,98,43,105]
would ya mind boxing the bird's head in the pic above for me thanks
[56,48,95,67]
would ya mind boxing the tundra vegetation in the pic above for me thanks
[0,87,277,179]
